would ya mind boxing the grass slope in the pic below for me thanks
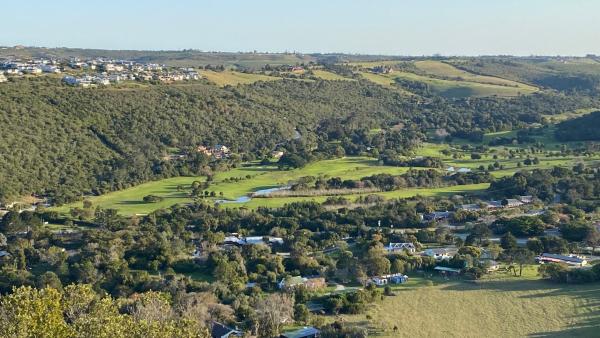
[199,70,281,86]
[311,70,355,81]
[359,70,537,98]
[54,176,204,215]
[339,277,600,337]
[414,60,539,91]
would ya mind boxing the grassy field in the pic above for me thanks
[336,277,600,337]
[53,127,597,216]
[199,70,280,86]
[52,157,487,215]
[358,70,537,98]
[239,183,489,209]
[53,176,204,216]
[414,60,539,91]
[332,266,600,337]
[542,108,599,123]
[311,69,355,81]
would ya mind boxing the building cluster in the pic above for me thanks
[459,195,534,212]
[368,273,409,286]
[223,234,284,246]
[197,145,232,159]
[0,58,61,77]
[0,56,200,87]
[420,196,534,223]
[370,65,394,74]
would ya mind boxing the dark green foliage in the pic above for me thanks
[492,217,546,237]
[555,111,600,141]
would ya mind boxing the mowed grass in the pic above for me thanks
[337,278,600,337]
[207,157,413,200]
[199,70,280,86]
[414,60,539,91]
[52,157,488,215]
[418,141,590,178]
[53,176,204,216]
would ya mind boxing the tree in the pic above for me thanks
[254,293,294,337]
[36,272,63,290]
[513,248,535,276]
[470,223,491,245]
[294,303,310,324]
[0,286,71,337]
[500,232,518,252]
[560,221,594,242]
[585,230,600,255]
[458,246,482,258]
[526,238,544,255]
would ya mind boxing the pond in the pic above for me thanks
[215,186,290,204]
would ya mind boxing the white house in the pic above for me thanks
[41,65,61,73]
[536,253,587,267]
[423,248,453,260]
[385,242,416,254]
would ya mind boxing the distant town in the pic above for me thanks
[0,56,200,86]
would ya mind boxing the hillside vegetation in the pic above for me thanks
[555,110,600,141]
[0,58,598,204]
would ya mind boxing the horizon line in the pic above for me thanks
[1,45,598,59]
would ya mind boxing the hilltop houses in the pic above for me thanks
[1,56,201,87]
[197,145,231,159]
[371,65,393,74]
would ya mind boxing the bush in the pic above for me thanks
[142,194,164,203]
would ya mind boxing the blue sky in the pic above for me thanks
[2,0,599,55]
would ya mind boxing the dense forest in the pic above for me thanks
[555,111,600,141]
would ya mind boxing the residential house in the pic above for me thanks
[423,211,452,222]
[423,248,453,260]
[280,326,320,338]
[271,151,285,159]
[210,322,243,338]
[536,253,588,267]
[223,235,283,246]
[460,203,482,211]
[367,273,408,286]
[41,64,60,73]
[23,66,42,74]
[519,195,534,204]
[371,65,393,74]
[278,276,326,290]
[503,199,524,208]
[486,200,503,210]
[385,242,416,254]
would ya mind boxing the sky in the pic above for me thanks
[2,0,599,56]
